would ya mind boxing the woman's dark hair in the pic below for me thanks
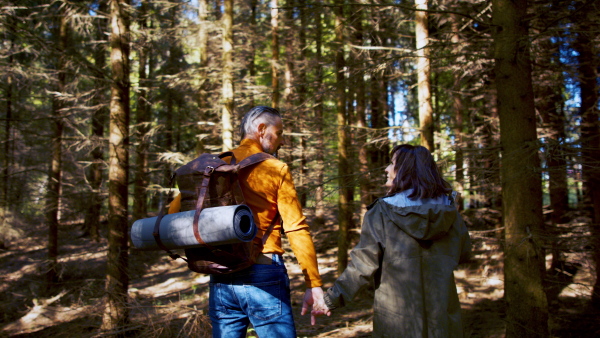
[387,144,452,199]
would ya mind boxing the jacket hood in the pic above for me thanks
[378,200,458,240]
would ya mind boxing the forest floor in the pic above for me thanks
[1,207,599,337]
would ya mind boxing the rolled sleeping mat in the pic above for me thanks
[130,204,257,250]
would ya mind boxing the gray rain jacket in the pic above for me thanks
[324,193,471,338]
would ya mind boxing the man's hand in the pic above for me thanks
[301,287,331,325]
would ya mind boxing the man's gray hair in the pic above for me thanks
[239,106,282,140]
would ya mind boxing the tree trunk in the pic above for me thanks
[492,0,549,336]
[451,16,464,211]
[248,0,258,106]
[572,0,600,307]
[351,3,370,222]
[84,0,108,242]
[369,73,389,172]
[46,13,68,289]
[101,0,130,332]
[415,0,434,151]
[298,0,308,207]
[221,0,234,151]
[334,0,351,274]
[313,0,325,228]
[533,33,568,276]
[133,0,150,222]
[368,8,389,194]
[270,0,280,109]
[283,0,296,173]
[2,43,14,216]
[283,0,294,111]
[482,83,501,209]
[197,0,210,154]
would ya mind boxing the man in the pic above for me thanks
[170,106,325,337]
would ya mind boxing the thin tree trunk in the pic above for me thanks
[101,0,130,332]
[197,0,210,154]
[351,4,369,222]
[2,51,13,215]
[451,16,464,211]
[334,0,351,274]
[368,7,389,192]
[298,0,308,207]
[313,0,325,228]
[85,53,107,240]
[492,0,549,336]
[482,83,500,209]
[84,0,108,242]
[46,13,68,289]
[534,33,568,277]
[415,0,434,151]
[572,0,600,307]
[283,0,296,171]
[248,0,258,107]
[270,0,280,109]
[283,0,294,110]
[221,0,234,151]
[199,0,209,99]
[1,16,17,217]
[467,138,477,208]
[164,7,177,153]
[133,0,150,222]
[370,73,389,170]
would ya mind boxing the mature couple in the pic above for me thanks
[169,106,471,338]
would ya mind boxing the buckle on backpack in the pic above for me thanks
[204,166,215,176]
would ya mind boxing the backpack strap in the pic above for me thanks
[152,173,186,261]
[191,151,276,243]
[191,165,214,245]
[237,152,276,169]
[262,212,280,245]
[215,152,276,206]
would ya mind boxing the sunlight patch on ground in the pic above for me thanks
[133,277,195,298]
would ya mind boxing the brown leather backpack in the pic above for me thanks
[153,151,279,274]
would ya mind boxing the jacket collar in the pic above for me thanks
[239,138,264,154]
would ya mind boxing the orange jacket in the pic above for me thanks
[169,139,322,288]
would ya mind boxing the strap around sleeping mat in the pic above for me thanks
[187,151,278,249]
[192,166,213,245]
[152,174,186,261]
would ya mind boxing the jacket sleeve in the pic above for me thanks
[324,206,385,310]
[277,163,323,288]
[287,229,323,288]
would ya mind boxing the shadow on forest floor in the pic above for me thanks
[1,207,599,337]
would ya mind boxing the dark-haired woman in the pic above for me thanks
[319,144,471,338]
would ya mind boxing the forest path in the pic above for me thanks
[0,208,598,337]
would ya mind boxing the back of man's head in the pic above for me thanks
[239,106,282,140]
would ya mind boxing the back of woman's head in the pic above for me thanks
[388,144,451,199]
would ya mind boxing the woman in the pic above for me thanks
[319,144,471,338]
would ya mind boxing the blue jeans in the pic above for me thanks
[208,254,297,338]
